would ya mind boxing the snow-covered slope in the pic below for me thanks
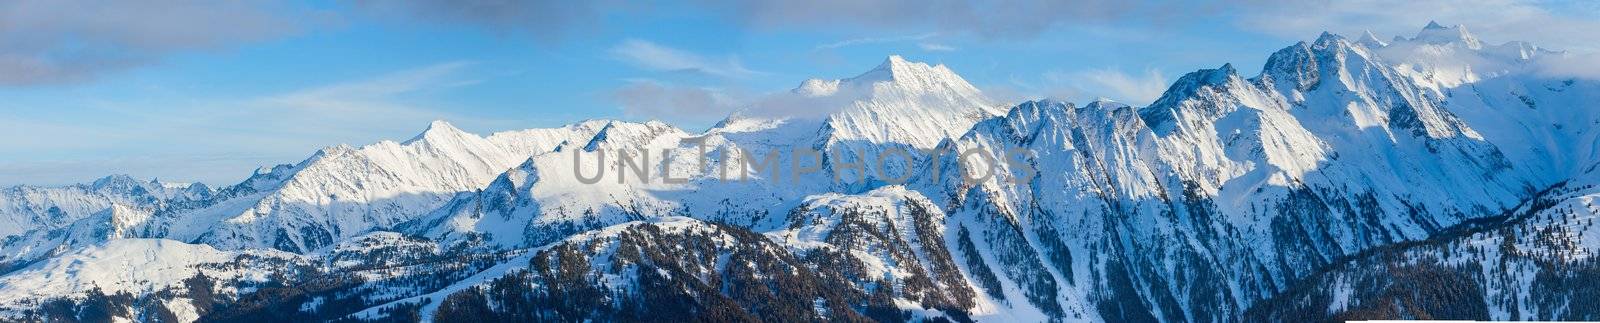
[0,175,210,239]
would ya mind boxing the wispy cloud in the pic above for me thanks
[815,33,938,50]
[1535,52,1600,79]
[918,42,958,52]
[1043,67,1169,105]
[264,61,478,114]
[610,79,742,124]
[242,61,535,142]
[346,0,631,43]
[610,39,763,78]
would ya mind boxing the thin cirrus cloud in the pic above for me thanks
[609,39,764,79]
[0,0,313,86]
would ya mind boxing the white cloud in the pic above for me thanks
[1535,52,1600,80]
[243,61,536,142]
[346,0,631,43]
[610,79,742,124]
[1043,67,1169,105]
[610,39,763,78]
[0,0,312,85]
[918,43,958,52]
[815,33,938,50]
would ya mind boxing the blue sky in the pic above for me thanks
[3,0,1598,186]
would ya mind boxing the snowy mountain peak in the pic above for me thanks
[253,165,283,176]
[1010,99,1073,119]
[1173,63,1239,91]
[1084,97,1129,110]
[404,120,471,145]
[1411,21,1482,49]
[1259,32,1359,93]
[1139,63,1244,131]
[848,55,980,95]
[876,54,917,74]
[99,204,150,234]
[425,119,457,131]
[712,54,997,152]
[794,78,841,97]
[1314,31,1343,45]
[89,174,142,191]
[1357,30,1389,48]
[581,120,685,152]
[802,55,997,149]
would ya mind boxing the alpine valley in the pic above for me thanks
[5,23,1600,322]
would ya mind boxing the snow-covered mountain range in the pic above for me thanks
[3,22,1600,322]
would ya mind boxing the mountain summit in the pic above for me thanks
[1410,21,1483,48]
